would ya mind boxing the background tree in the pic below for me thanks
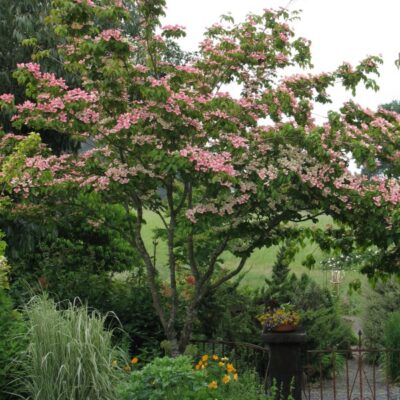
[1,0,400,354]
[262,242,295,305]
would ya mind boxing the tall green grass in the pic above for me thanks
[21,295,124,400]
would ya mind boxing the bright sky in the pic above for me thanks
[163,0,400,117]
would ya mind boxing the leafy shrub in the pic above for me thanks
[195,279,261,343]
[6,192,141,307]
[363,277,400,350]
[118,355,269,400]
[291,274,354,345]
[118,356,207,400]
[98,278,165,360]
[20,295,125,400]
[383,312,400,383]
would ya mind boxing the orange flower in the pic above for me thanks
[212,354,219,360]
[234,373,239,381]
[222,374,231,384]
[131,357,139,364]
[226,363,236,373]
[185,275,196,285]
[201,354,209,362]
[208,380,218,389]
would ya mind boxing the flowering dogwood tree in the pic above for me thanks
[1,0,400,352]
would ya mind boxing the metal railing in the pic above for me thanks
[302,332,400,400]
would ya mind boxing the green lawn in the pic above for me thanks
[141,210,370,314]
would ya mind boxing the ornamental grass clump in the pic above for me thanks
[20,295,124,400]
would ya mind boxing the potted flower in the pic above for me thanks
[257,303,300,333]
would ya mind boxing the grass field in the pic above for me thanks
[141,211,371,314]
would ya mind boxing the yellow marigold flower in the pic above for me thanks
[111,360,117,367]
[218,361,225,367]
[208,380,218,389]
[222,375,231,384]
[131,357,139,364]
[221,356,229,362]
[123,364,131,372]
[234,373,239,381]
[201,354,209,362]
[226,363,236,373]
[195,364,201,370]
[212,354,219,360]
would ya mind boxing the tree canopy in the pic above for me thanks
[1,0,400,352]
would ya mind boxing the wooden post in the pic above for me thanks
[261,330,306,400]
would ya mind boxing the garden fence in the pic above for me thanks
[302,332,400,400]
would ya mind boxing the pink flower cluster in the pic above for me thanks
[99,29,123,42]
[175,65,201,74]
[0,94,14,103]
[180,146,236,176]
[111,109,155,133]
[17,63,68,90]
[74,0,95,7]
[37,98,65,113]
[64,88,98,103]
[162,25,186,32]
[77,108,100,124]
[222,134,249,149]
[275,53,288,65]
[132,64,150,73]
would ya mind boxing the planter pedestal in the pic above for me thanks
[261,330,306,400]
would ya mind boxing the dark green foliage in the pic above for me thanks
[288,274,354,350]
[95,278,165,360]
[383,312,400,383]
[286,274,354,378]
[6,192,142,305]
[263,245,293,305]
[363,278,400,350]
[195,279,261,344]
[0,288,27,399]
